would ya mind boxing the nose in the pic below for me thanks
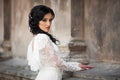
[46,21,51,27]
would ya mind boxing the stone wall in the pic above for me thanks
[1,0,120,64]
[85,0,120,63]
[11,0,32,57]
[11,0,71,57]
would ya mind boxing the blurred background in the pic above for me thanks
[0,0,120,80]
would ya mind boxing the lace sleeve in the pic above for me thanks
[37,34,82,72]
[27,34,48,71]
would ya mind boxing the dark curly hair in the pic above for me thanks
[29,5,59,44]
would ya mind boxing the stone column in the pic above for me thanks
[0,0,4,43]
[0,0,4,59]
[0,0,12,61]
[69,0,88,64]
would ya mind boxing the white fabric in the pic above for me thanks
[27,34,81,80]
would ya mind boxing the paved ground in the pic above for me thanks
[0,58,120,80]
[0,58,36,80]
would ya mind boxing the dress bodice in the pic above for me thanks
[27,34,81,72]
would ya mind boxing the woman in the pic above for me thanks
[27,5,94,80]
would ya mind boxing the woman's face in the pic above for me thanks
[39,13,53,32]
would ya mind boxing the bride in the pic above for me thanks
[27,5,94,80]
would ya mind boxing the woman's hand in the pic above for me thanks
[79,64,94,70]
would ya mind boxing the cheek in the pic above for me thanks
[39,22,44,28]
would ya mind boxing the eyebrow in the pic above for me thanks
[43,17,53,20]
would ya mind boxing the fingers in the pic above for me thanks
[80,64,94,70]
[86,66,95,69]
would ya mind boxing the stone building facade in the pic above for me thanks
[0,0,120,64]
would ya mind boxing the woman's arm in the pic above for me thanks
[38,34,94,71]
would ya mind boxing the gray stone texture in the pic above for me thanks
[1,0,120,80]
[0,58,120,80]
[85,0,120,63]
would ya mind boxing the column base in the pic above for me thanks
[68,39,89,64]
[0,40,12,61]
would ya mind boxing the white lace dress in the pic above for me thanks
[27,34,81,80]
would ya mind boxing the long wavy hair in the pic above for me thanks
[29,5,59,44]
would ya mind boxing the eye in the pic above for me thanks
[42,19,47,22]
[49,19,53,22]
